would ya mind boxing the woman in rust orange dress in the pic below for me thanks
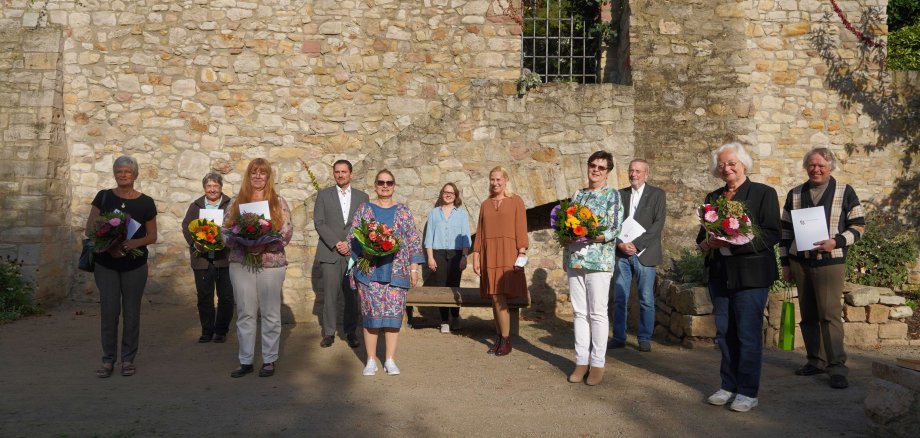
[472,166,528,356]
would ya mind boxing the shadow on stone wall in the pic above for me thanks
[811,10,920,232]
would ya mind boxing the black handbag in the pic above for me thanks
[78,190,108,272]
[78,238,94,272]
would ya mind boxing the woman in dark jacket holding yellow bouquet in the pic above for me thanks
[182,173,234,344]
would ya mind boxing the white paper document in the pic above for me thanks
[127,218,142,239]
[238,200,271,220]
[618,217,646,243]
[790,206,829,251]
[199,209,224,226]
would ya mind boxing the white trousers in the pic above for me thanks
[229,264,286,365]
[568,268,612,367]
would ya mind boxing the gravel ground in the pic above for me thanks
[1,302,917,437]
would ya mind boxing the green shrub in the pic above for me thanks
[0,257,42,322]
[887,21,920,70]
[889,0,920,32]
[668,248,705,284]
[845,211,920,289]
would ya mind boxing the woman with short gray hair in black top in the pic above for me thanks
[85,155,158,378]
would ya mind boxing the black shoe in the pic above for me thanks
[795,364,827,376]
[230,364,254,378]
[259,362,275,377]
[607,340,625,349]
[320,335,334,348]
[637,341,652,352]
[212,334,226,343]
[198,334,213,343]
[829,375,849,389]
[346,332,360,348]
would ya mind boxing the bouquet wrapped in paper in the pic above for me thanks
[224,212,281,272]
[92,211,143,258]
[351,218,401,274]
[698,196,757,247]
[550,200,606,247]
[187,218,224,258]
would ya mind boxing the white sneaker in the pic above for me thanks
[707,389,735,406]
[362,359,378,376]
[730,394,758,412]
[440,323,450,334]
[384,358,400,375]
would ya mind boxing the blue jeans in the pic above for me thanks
[709,281,768,398]
[611,255,656,343]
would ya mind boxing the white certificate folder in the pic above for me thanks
[790,206,829,251]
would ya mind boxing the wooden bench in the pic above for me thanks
[406,286,530,335]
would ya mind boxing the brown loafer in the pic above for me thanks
[586,366,605,386]
[568,364,589,383]
[259,362,275,377]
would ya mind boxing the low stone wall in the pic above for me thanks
[648,278,918,349]
[865,362,920,438]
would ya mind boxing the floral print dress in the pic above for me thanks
[349,202,424,329]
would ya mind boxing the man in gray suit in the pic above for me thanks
[609,159,666,352]
[314,159,369,348]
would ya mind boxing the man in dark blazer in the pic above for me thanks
[313,159,369,348]
[609,159,666,352]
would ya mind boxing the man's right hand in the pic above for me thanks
[617,242,637,256]
[427,256,437,272]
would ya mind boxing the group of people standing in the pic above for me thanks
[86,144,865,412]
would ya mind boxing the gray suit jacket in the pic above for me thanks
[313,185,369,264]
[615,184,666,266]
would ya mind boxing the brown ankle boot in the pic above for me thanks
[586,366,605,386]
[487,336,501,354]
[494,336,512,356]
[568,364,589,383]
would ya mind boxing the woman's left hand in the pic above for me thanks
[409,264,420,287]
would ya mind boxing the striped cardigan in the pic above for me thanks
[780,176,865,267]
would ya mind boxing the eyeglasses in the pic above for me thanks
[717,161,739,169]
[588,163,608,171]
[441,191,456,196]
[375,180,395,187]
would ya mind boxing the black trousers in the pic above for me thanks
[427,249,464,322]
[194,264,235,336]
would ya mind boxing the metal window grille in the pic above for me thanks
[522,0,601,84]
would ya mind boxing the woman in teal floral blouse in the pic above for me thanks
[565,151,623,386]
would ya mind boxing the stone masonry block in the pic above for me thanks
[682,314,716,338]
[879,295,906,306]
[867,304,890,324]
[878,321,908,339]
[672,286,713,316]
[889,306,913,319]
[844,305,867,322]
[844,322,879,347]
[846,287,880,306]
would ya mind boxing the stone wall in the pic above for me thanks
[0,1,915,321]
[0,23,71,305]
[630,0,905,252]
[649,279,918,348]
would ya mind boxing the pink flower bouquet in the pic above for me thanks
[698,197,756,246]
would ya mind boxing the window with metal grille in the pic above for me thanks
[521,0,604,84]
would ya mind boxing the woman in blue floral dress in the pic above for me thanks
[565,151,623,386]
[350,169,425,376]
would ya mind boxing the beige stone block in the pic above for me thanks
[782,22,810,36]
[867,304,890,323]
[682,314,716,337]
[844,305,866,322]
[878,321,908,339]
[844,322,879,347]
[772,71,797,84]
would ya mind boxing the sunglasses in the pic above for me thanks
[375,180,395,187]
[588,163,608,171]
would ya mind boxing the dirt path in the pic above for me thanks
[1,302,916,437]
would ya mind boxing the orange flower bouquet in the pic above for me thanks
[550,200,606,247]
